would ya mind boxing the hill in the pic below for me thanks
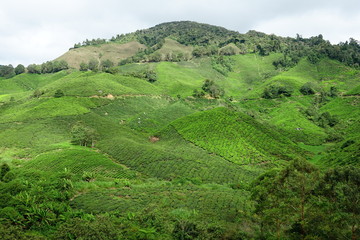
[0,21,359,239]
[56,41,146,69]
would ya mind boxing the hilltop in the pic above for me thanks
[0,21,359,239]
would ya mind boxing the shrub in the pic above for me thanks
[82,171,97,182]
[329,86,338,97]
[300,82,316,95]
[145,70,157,83]
[219,45,237,56]
[79,62,88,71]
[54,89,64,98]
[88,59,99,72]
[201,79,224,98]
[2,171,16,183]
[32,89,44,98]
[0,163,10,181]
[101,59,114,71]
[262,83,293,99]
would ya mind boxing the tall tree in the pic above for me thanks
[315,167,360,240]
[0,65,15,78]
[252,160,319,239]
[14,64,25,75]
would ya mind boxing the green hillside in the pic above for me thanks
[0,21,359,239]
[169,107,304,164]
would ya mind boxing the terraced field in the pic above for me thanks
[0,32,359,239]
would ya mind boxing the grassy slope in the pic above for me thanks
[236,58,360,145]
[169,107,305,164]
[0,71,71,102]
[155,38,193,59]
[0,51,359,238]
[25,146,136,179]
[226,53,281,98]
[80,98,261,184]
[0,97,106,123]
[56,41,146,69]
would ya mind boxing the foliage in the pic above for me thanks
[101,59,114,71]
[252,162,360,239]
[54,89,64,98]
[170,107,303,165]
[211,55,233,76]
[219,45,238,56]
[27,61,69,74]
[0,21,359,239]
[145,70,157,83]
[0,65,15,78]
[27,64,42,74]
[200,79,224,98]
[0,163,10,181]
[192,45,218,57]
[262,83,293,99]
[79,62,88,71]
[88,59,99,72]
[70,122,98,147]
[300,82,316,95]
[55,215,121,239]
[14,64,25,75]
[73,38,107,48]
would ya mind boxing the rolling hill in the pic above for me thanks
[0,21,359,239]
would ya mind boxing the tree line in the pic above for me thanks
[0,60,69,79]
[71,21,360,70]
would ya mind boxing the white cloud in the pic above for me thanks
[253,9,360,43]
[0,0,359,65]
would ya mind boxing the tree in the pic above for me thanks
[54,89,64,98]
[148,52,162,62]
[14,64,25,75]
[52,60,69,72]
[32,89,44,98]
[317,112,338,128]
[0,65,15,78]
[300,82,316,95]
[262,83,293,99]
[329,86,338,97]
[145,70,157,83]
[41,61,53,73]
[201,79,224,98]
[314,167,360,239]
[100,59,114,71]
[192,89,205,98]
[171,208,199,240]
[71,122,98,147]
[88,59,99,72]
[219,45,237,56]
[27,64,41,74]
[251,160,319,239]
[79,62,88,71]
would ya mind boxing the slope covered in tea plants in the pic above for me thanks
[169,107,306,165]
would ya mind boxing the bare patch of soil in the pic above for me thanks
[149,136,160,143]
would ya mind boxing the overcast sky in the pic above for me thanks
[1,0,359,66]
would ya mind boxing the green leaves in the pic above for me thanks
[252,161,360,239]
[0,163,10,181]
[70,122,98,147]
